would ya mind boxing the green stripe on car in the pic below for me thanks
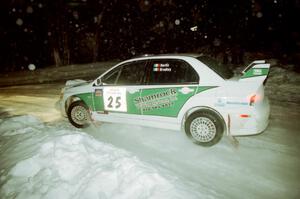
[241,68,269,78]
[76,86,217,117]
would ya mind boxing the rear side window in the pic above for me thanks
[197,56,233,79]
[146,59,199,84]
[102,61,147,85]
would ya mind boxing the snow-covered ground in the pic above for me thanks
[0,62,299,199]
[0,116,198,199]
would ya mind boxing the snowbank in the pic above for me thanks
[265,66,300,104]
[0,62,116,87]
[0,115,196,199]
[0,115,42,135]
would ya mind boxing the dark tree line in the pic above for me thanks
[0,0,299,71]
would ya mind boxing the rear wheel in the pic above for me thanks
[185,111,224,146]
[67,101,91,128]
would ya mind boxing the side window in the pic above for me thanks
[101,61,147,85]
[101,66,121,85]
[117,61,147,85]
[147,59,199,84]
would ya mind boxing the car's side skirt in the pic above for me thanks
[91,111,181,131]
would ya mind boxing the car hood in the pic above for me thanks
[62,79,93,95]
[65,79,91,88]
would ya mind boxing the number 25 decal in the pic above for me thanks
[103,87,127,112]
[107,96,121,109]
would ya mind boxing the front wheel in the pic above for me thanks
[184,111,224,147]
[67,101,91,128]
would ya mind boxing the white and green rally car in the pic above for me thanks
[59,54,270,146]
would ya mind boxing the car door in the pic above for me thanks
[137,59,200,118]
[91,60,147,121]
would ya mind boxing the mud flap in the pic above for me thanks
[227,135,239,148]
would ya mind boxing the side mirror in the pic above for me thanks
[95,78,102,86]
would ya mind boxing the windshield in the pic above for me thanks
[197,56,234,79]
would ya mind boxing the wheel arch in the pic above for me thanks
[64,95,82,115]
[181,106,227,135]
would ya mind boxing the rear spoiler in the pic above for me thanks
[240,60,270,81]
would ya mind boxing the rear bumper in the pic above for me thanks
[229,98,270,136]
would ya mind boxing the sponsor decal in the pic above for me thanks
[95,89,102,97]
[215,98,248,107]
[215,97,226,107]
[226,101,248,105]
[153,63,171,72]
[134,88,177,112]
[253,69,262,75]
[241,68,269,78]
[128,88,139,94]
[179,87,194,94]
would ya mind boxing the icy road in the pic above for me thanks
[0,81,299,199]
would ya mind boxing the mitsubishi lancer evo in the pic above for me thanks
[59,54,270,146]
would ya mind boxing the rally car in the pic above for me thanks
[59,54,270,146]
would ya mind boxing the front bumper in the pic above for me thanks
[229,98,270,136]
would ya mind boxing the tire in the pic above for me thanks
[67,101,91,128]
[184,111,224,147]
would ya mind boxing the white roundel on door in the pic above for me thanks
[103,87,127,112]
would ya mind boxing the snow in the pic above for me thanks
[175,19,180,25]
[16,19,23,26]
[0,115,42,136]
[256,12,263,18]
[28,64,36,71]
[26,6,33,14]
[0,61,299,198]
[0,116,197,199]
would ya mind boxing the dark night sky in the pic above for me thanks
[0,0,299,71]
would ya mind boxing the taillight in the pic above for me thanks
[240,114,250,118]
[249,95,257,106]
